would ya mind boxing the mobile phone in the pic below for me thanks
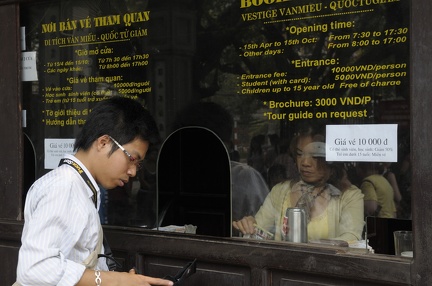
[163,259,197,285]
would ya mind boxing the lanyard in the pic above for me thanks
[59,158,98,207]
[58,158,120,271]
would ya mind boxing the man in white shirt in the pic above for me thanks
[16,97,173,286]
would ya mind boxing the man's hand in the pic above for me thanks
[78,268,174,286]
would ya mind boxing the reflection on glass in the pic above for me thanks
[233,123,364,245]
[20,0,411,256]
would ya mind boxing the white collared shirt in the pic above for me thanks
[17,154,108,286]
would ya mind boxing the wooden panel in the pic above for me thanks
[0,220,413,286]
[1,247,20,285]
[0,4,22,220]
[140,256,251,286]
[411,0,432,285]
[103,226,412,286]
[272,270,407,286]
[0,221,24,283]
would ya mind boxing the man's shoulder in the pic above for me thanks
[231,161,262,177]
[230,160,251,169]
[30,165,79,192]
[230,161,270,193]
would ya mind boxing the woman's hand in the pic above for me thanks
[232,216,257,235]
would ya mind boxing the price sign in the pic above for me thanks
[44,138,76,169]
[326,124,398,162]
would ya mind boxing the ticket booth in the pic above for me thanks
[1,0,432,285]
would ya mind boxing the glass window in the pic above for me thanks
[21,0,411,256]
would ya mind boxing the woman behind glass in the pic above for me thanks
[233,124,365,242]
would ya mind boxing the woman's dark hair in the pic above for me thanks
[327,162,348,189]
[289,122,347,189]
[74,96,160,154]
[289,122,326,163]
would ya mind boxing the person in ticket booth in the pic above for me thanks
[16,97,173,286]
[233,123,365,242]
[356,162,397,218]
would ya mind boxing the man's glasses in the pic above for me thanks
[108,135,142,170]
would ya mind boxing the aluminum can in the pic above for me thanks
[284,207,308,243]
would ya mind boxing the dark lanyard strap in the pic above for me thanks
[59,158,97,207]
[59,158,121,271]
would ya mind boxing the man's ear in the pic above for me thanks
[96,135,112,151]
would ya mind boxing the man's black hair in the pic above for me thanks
[74,96,160,153]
